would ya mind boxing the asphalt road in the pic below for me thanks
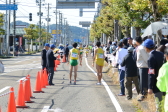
[0,53,135,112]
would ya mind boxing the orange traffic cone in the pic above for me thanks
[33,71,44,93]
[56,60,58,66]
[41,70,46,88]
[58,59,60,65]
[16,80,29,108]
[7,87,17,112]
[24,77,34,103]
[43,68,49,86]
[62,55,66,63]
[27,75,35,99]
[55,60,57,68]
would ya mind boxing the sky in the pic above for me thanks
[0,0,99,28]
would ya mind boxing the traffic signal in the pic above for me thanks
[29,13,32,21]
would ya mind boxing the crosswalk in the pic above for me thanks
[1,56,41,75]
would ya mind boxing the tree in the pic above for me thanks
[0,13,5,55]
[24,24,38,52]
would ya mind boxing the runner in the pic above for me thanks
[68,43,82,85]
[85,45,89,57]
[92,42,105,85]
[78,43,84,61]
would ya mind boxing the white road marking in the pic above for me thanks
[17,77,26,82]
[85,58,123,112]
[0,86,11,93]
[41,106,64,112]
[41,106,50,112]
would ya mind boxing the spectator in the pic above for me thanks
[128,38,134,47]
[143,39,164,111]
[157,47,168,112]
[41,43,50,69]
[64,44,69,62]
[132,40,138,61]
[123,38,128,49]
[15,44,19,56]
[116,42,128,96]
[135,36,149,101]
[121,47,140,100]
[46,44,57,85]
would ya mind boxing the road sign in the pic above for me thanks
[56,0,96,9]
[82,25,90,27]
[52,30,61,34]
[79,21,91,25]
[0,4,18,10]
[73,38,82,42]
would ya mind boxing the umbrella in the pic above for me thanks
[142,21,168,38]
[162,26,168,35]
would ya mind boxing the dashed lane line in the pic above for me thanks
[85,57,123,112]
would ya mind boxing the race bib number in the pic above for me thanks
[72,52,77,58]
[99,53,103,58]
[148,69,155,74]
[80,50,83,52]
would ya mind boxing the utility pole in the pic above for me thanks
[55,9,57,45]
[59,12,62,44]
[46,3,51,43]
[13,0,16,56]
[55,0,57,46]
[63,18,66,45]
[36,0,42,49]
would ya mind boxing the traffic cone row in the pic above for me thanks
[5,64,60,111]
[5,66,58,112]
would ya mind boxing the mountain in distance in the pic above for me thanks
[12,20,89,41]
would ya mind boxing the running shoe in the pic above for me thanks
[132,87,136,91]
[74,81,76,85]
[96,82,101,85]
[118,93,125,96]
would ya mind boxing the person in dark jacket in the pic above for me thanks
[46,44,57,85]
[123,38,128,49]
[64,44,69,62]
[121,47,140,100]
[41,43,50,69]
[143,39,164,111]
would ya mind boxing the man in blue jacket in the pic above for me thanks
[143,39,164,111]
[46,44,57,85]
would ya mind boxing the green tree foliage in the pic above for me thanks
[90,0,168,40]
[0,13,5,35]
[24,24,38,40]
